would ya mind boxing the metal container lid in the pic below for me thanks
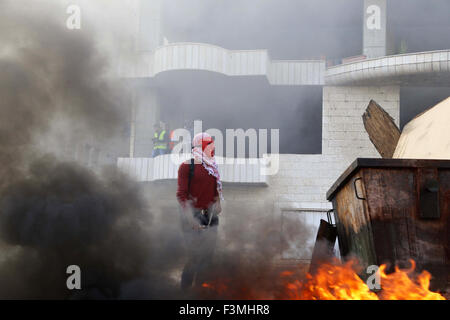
[326,158,450,201]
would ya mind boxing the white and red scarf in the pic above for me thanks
[192,132,223,200]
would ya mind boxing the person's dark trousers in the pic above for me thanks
[180,207,219,290]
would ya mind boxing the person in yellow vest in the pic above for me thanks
[152,122,168,157]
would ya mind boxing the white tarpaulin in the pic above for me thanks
[393,97,450,159]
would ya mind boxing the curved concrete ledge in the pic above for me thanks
[119,42,325,85]
[117,154,268,185]
[325,50,450,86]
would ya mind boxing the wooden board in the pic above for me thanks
[362,100,401,158]
[309,219,337,274]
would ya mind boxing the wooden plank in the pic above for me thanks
[309,219,337,274]
[362,99,401,158]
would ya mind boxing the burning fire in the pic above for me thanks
[282,259,445,300]
[201,281,229,295]
[376,261,446,300]
[202,259,446,300]
[282,260,378,300]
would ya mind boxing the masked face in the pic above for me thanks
[202,139,215,158]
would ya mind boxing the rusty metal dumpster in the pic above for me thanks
[326,158,450,291]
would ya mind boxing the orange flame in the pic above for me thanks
[281,259,446,300]
[201,280,229,295]
[201,259,446,300]
[377,261,445,300]
[282,260,378,300]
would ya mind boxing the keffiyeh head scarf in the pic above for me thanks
[192,132,223,200]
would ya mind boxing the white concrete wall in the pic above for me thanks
[322,86,400,182]
[269,154,332,211]
[247,85,400,214]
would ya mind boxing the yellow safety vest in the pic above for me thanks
[154,130,167,150]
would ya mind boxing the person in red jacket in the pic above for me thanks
[176,132,223,290]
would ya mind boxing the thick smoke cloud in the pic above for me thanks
[0,1,312,299]
[163,0,363,59]
[0,0,180,299]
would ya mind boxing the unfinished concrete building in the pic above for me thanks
[115,0,450,263]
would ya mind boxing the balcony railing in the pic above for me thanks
[118,42,325,85]
[117,154,268,185]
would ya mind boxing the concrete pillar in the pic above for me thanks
[131,84,161,157]
[363,0,387,58]
[322,86,400,179]
[138,0,163,52]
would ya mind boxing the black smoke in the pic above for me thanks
[0,1,321,299]
[0,1,185,299]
